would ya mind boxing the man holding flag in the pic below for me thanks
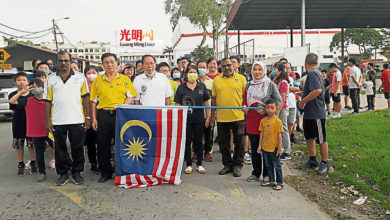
[90,53,137,183]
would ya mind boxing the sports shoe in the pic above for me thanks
[244,152,252,165]
[205,154,213,162]
[232,166,242,177]
[56,174,69,186]
[301,159,319,169]
[330,112,341,118]
[25,160,31,170]
[317,162,334,175]
[296,126,303,133]
[72,172,85,185]
[290,135,298,144]
[30,162,38,175]
[90,163,99,174]
[246,175,259,182]
[280,154,288,161]
[196,166,206,174]
[37,173,47,182]
[50,159,55,169]
[17,163,25,176]
[184,166,192,174]
[284,153,291,160]
[219,166,233,175]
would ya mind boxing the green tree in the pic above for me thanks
[330,28,383,59]
[165,0,232,56]
[163,46,174,64]
[3,37,34,46]
[190,46,214,62]
[380,29,390,58]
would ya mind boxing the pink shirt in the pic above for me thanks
[331,70,342,93]
[25,97,48,137]
[278,80,289,109]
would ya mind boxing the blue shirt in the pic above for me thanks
[303,68,326,119]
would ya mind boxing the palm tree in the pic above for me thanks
[163,46,174,65]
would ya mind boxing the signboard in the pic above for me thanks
[284,46,309,67]
[0,64,12,70]
[0,48,11,63]
[118,28,156,48]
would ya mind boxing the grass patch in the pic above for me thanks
[296,109,390,210]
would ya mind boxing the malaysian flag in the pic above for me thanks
[114,105,187,188]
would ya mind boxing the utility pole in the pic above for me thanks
[52,19,58,52]
[224,1,230,58]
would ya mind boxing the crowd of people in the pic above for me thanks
[8,50,390,191]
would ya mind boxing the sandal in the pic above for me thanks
[261,181,274,187]
[273,184,284,191]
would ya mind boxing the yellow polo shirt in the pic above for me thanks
[258,116,284,152]
[90,73,137,109]
[212,72,246,122]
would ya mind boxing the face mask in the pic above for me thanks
[145,72,155,77]
[187,73,198,82]
[87,74,98,82]
[43,69,50,75]
[31,87,44,95]
[173,72,181,79]
[48,64,54,70]
[198,68,207,76]
[270,69,277,79]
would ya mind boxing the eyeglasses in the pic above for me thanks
[58,59,70,63]
[159,70,169,73]
[221,64,233,69]
[103,61,116,65]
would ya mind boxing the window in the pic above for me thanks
[102,48,106,52]
[95,49,99,52]
[69,49,73,52]
[80,56,84,58]
[95,56,100,59]
[78,49,84,52]
[85,55,89,59]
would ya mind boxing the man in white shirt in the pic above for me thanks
[133,55,173,106]
[348,58,361,114]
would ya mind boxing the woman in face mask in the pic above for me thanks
[174,65,211,174]
[171,67,182,86]
[83,65,99,174]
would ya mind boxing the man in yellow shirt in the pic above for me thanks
[90,53,136,183]
[211,58,246,177]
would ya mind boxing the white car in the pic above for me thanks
[0,73,20,116]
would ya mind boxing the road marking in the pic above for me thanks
[179,183,224,200]
[224,180,245,197]
[44,183,121,214]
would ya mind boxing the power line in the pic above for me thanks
[0,29,52,40]
[0,22,50,34]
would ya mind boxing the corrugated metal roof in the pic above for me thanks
[228,0,390,30]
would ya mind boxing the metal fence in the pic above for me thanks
[217,39,254,63]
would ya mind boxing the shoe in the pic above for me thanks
[37,173,47,182]
[280,154,287,161]
[196,166,206,174]
[72,172,85,185]
[56,174,69,186]
[317,162,334,175]
[283,153,291,160]
[296,127,303,133]
[30,162,38,175]
[244,153,252,165]
[50,159,55,169]
[290,135,298,144]
[301,159,318,169]
[219,166,233,175]
[330,112,341,118]
[351,112,360,115]
[98,175,112,183]
[232,167,242,177]
[90,163,99,174]
[184,166,192,174]
[25,160,31,170]
[191,154,197,162]
[17,163,25,176]
[205,154,213,162]
[246,175,259,182]
[359,106,363,109]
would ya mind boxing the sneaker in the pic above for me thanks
[30,162,38,175]
[17,163,25,176]
[280,154,287,161]
[232,166,242,177]
[37,173,47,182]
[56,174,69,186]
[90,163,99,174]
[290,135,298,144]
[351,112,360,115]
[196,166,206,174]
[283,153,291,160]
[219,166,233,175]
[330,112,341,118]
[296,126,303,133]
[191,154,197,162]
[246,175,259,182]
[301,159,318,169]
[244,153,252,165]
[25,160,31,170]
[72,172,85,185]
[184,166,192,174]
[205,154,213,162]
[317,162,334,175]
[50,159,55,169]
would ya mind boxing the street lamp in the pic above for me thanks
[52,17,70,52]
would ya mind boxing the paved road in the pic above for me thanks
[0,115,330,219]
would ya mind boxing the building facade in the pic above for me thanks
[40,42,110,62]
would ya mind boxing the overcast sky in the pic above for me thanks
[1,0,173,51]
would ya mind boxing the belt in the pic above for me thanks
[98,109,116,114]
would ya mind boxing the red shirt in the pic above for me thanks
[278,80,289,109]
[289,71,296,80]
[25,97,48,137]
[243,89,265,135]
[206,72,220,80]
[381,70,390,93]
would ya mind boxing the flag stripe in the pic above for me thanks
[160,109,173,177]
[156,109,168,176]
[169,109,183,184]
[165,109,178,180]
[126,174,132,186]
[175,109,187,184]
[152,109,163,176]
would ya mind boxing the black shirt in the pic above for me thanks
[174,81,210,123]
[8,91,33,138]
[367,70,376,86]
[324,78,331,94]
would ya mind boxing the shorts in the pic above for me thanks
[331,93,341,103]
[12,138,33,149]
[325,93,330,104]
[303,119,327,144]
[385,92,390,99]
[287,108,297,124]
[342,86,349,96]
